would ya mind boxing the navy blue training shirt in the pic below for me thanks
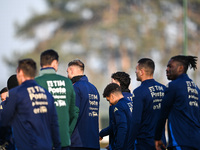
[155,74,200,149]
[128,79,165,149]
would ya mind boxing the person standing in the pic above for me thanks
[67,59,100,150]
[103,83,133,150]
[128,58,166,150]
[35,49,79,150]
[155,55,200,150]
[0,74,19,150]
[0,87,10,149]
[0,58,61,150]
[99,71,133,149]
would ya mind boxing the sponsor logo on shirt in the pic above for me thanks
[55,100,67,107]
[114,107,118,112]
[27,86,48,114]
[149,85,165,110]
[88,94,99,117]
[186,81,199,107]
[46,80,67,107]
[127,102,133,112]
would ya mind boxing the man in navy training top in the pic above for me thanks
[128,58,166,150]
[0,58,61,150]
[67,59,100,150]
[99,71,133,149]
[155,55,200,150]
[103,83,133,150]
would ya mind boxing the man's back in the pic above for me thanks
[71,75,100,149]
[129,79,165,149]
[1,80,60,150]
[35,68,78,147]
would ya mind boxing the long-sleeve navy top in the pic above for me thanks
[128,79,165,149]
[155,74,200,149]
[0,80,61,150]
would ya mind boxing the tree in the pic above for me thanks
[4,0,200,117]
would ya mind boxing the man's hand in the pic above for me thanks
[155,140,166,150]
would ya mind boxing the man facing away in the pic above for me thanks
[35,49,79,150]
[155,55,200,150]
[67,59,100,150]
[128,58,166,150]
[103,83,133,150]
[99,71,133,149]
[0,58,61,150]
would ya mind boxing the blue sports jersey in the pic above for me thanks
[99,91,133,150]
[0,80,61,150]
[70,75,100,149]
[155,74,200,149]
[128,79,165,150]
[111,97,133,150]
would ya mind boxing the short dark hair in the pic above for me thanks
[17,59,37,78]
[138,58,155,75]
[103,83,121,98]
[40,49,59,67]
[7,74,18,90]
[0,87,8,94]
[68,59,84,71]
[111,72,131,91]
[171,55,197,73]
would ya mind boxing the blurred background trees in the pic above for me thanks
[3,0,200,140]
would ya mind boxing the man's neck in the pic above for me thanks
[141,76,153,82]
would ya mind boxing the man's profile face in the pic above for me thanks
[166,59,181,80]
[106,94,117,105]
[67,66,73,79]
[135,64,142,81]
[16,69,23,85]
[1,92,8,101]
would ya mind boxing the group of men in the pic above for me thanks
[99,56,200,150]
[0,49,200,150]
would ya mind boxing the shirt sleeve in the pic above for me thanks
[114,106,128,150]
[73,85,81,108]
[99,106,113,138]
[99,124,112,138]
[49,95,61,150]
[128,89,144,149]
[155,83,176,140]
[69,82,79,136]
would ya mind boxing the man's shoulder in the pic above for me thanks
[75,79,96,87]
[36,74,71,82]
[154,80,165,87]
[113,101,127,113]
[74,80,99,95]
[134,84,147,93]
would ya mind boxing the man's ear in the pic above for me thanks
[17,69,25,85]
[51,60,58,71]
[18,69,24,76]
[140,68,145,76]
[178,65,184,73]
